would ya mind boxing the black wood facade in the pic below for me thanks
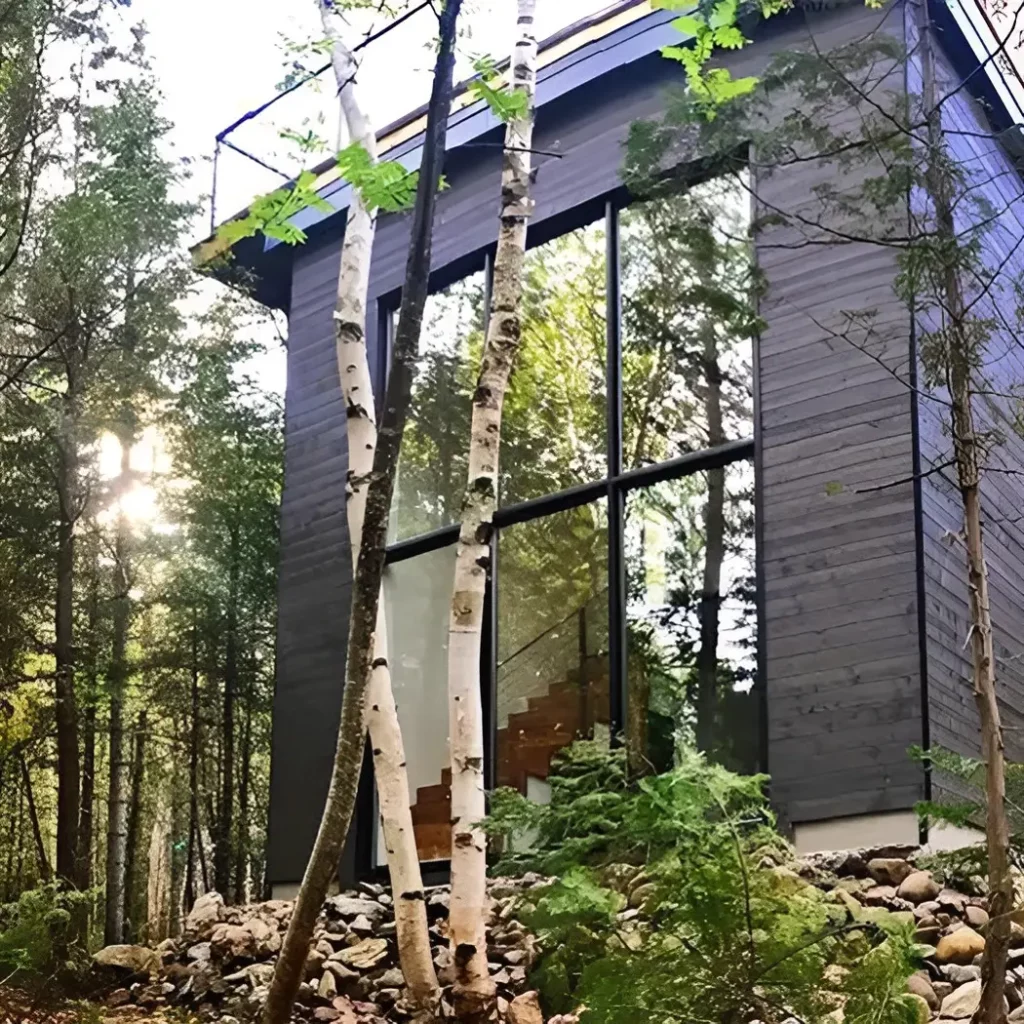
[211,0,1024,887]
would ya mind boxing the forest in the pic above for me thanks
[2,0,1024,1023]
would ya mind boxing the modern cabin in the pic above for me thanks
[203,0,1024,897]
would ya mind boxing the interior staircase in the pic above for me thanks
[408,656,610,861]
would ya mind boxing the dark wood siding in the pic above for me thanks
[268,1,938,882]
[912,28,1024,784]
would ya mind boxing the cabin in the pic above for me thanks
[202,0,1024,898]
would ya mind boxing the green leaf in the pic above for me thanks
[824,481,844,496]
[670,14,703,35]
[466,54,530,123]
[709,0,739,30]
[336,143,420,213]
[713,25,747,48]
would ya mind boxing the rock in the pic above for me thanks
[319,970,339,1001]
[906,993,931,1024]
[243,916,274,946]
[349,913,374,934]
[376,968,405,988]
[940,979,982,1019]
[899,872,942,905]
[1008,978,1022,1011]
[907,972,939,1011]
[861,885,898,907]
[943,965,980,984]
[329,896,388,923]
[508,991,544,1024]
[1011,1005,1024,1022]
[867,858,914,886]
[186,941,212,962]
[938,890,968,915]
[629,882,658,909]
[211,923,258,962]
[186,891,225,936]
[966,906,990,931]
[333,938,389,970]
[324,960,360,983]
[306,949,327,980]
[93,944,160,977]
[359,881,385,897]
[105,988,132,1008]
[314,1009,340,1022]
[504,949,528,966]
[936,928,985,965]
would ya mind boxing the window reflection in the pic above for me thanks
[380,545,455,863]
[392,271,487,542]
[625,462,758,775]
[497,501,609,796]
[501,220,608,506]
[621,176,755,469]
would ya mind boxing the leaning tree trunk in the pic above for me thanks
[105,431,133,945]
[695,323,725,756]
[260,5,463,1023]
[20,753,50,883]
[914,4,1011,1022]
[323,4,438,1000]
[447,5,538,1018]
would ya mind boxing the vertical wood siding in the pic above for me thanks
[910,28,1024,787]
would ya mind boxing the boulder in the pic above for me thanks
[376,968,405,988]
[319,970,339,1001]
[906,993,931,1024]
[940,980,982,1019]
[898,872,942,905]
[943,965,980,984]
[508,991,544,1024]
[936,928,985,965]
[907,972,939,1011]
[93,944,160,977]
[867,858,914,886]
[186,941,212,963]
[328,896,388,924]
[333,938,389,970]
[185,891,225,937]
[211,923,258,962]
[966,906,990,931]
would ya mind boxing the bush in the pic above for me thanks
[0,883,95,985]
[485,743,923,1024]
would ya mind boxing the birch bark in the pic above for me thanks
[321,2,437,1010]
[261,6,462,1022]
[447,4,538,1018]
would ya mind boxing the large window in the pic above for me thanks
[382,175,760,863]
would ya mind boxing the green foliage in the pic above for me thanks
[467,55,529,123]
[0,884,95,983]
[220,170,331,247]
[485,744,920,1024]
[335,143,426,213]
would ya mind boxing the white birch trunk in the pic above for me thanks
[320,3,438,1011]
[448,4,539,1018]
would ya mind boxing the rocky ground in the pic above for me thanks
[84,846,1020,1024]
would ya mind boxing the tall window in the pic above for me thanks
[382,174,759,863]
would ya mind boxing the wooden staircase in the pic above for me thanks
[407,658,610,861]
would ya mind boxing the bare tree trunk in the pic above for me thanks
[913,5,1010,1022]
[216,524,240,896]
[235,685,252,904]
[696,328,725,756]
[20,753,50,883]
[448,6,538,1018]
[261,6,463,1022]
[124,710,147,942]
[147,791,172,943]
[54,399,80,885]
[105,432,133,945]
[185,611,201,911]
[76,545,99,894]
[321,0,437,1009]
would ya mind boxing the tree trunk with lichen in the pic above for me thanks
[447,4,538,1019]
[260,5,462,1023]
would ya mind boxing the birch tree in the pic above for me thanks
[446,3,538,1018]
[261,4,464,1021]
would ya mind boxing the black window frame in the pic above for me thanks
[368,193,764,875]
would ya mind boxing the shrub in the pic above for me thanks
[485,743,922,1024]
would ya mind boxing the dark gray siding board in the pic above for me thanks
[756,4,925,824]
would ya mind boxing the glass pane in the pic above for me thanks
[625,462,758,775]
[497,501,609,798]
[380,545,455,863]
[392,271,487,542]
[620,176,755,469]
[501,220,608,506]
